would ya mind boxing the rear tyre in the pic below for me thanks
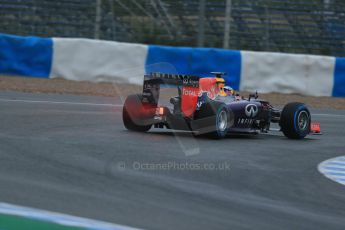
[122,94,152,132]
[194,102,230,139]
[280,102,310,139]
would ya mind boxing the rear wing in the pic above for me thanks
[143,73,199,88]
[142,73,200,117]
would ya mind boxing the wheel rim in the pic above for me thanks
[218,110,228,132]
[297,111,309,130]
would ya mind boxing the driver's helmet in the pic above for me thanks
[216,77,227,96]
[224,86,234,96]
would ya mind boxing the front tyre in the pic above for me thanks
[280,102,310,139]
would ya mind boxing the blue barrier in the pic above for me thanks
[333,57,345,97]
[0,33,52,78]
[0,33,344,97]
[146,45,242,90]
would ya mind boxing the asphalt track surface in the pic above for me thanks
[0,91,344,230]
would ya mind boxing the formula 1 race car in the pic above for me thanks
[122,72,320,139]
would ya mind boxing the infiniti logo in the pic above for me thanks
[245,104,258,118]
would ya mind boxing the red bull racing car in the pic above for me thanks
[122,72,320,139]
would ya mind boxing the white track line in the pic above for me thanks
[0,98,344,118]
[0,98,122,107]
[312,113,345,118]
[0,202,140,230]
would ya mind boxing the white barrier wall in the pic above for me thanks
[240,51,335,96]
[50,38,148,85]
[4,32,340,97]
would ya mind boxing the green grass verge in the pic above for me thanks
[0,214,84,230]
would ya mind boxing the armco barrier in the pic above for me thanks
[0,33,344,97]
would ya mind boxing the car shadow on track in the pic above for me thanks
[120,129,318,142]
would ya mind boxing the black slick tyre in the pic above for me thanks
[122,94,152,132]
[279,102,310,139]
[194,102,230,139]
